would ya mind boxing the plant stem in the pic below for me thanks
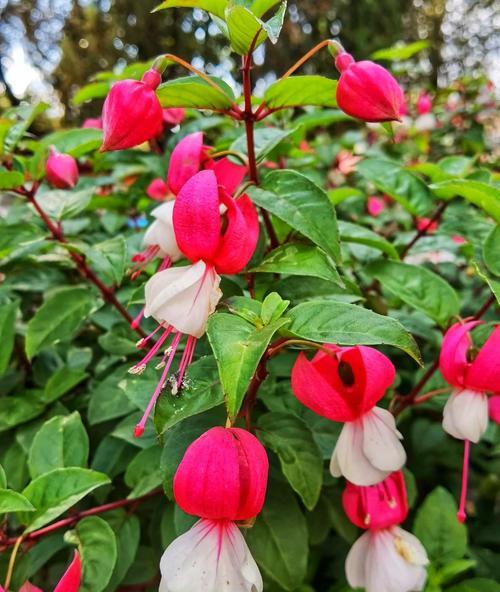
[400,201,449,258]
[17,184,146,339]
[280,39,334,79]
[3,535,23,590]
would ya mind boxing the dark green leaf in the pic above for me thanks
[38,188,94,220]
[338,221,399,259]
[0,299,18,375]
[43,367,89,403]
[430,180,500,223]
[483,225,500,277]
[124,447,163,498]
[0,391,46,433]
[264,76,337,109]
[104,513,140,592]
[231,127,295,163]
[447,579,500,592]
[87,236,127,285]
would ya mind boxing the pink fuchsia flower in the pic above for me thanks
[19,551,81,592]
[367,196,386,217]
[334,51,405,122]
[291,345,405,486]
[130,170,259,437]
[343,471,408,530]
[45,147,79,189]
[82,117,102,129]
[162,107,185,127]
[146,178,171,201]
[159,427,267,592]
[335,149,362,176]
[346,527,428,592]
[100,68,163,151]
[415,217,438,233]
[416,92,432,115]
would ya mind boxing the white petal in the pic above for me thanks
[159,519,262,592]
[362,407,406,473]
[345,530,369,589]
[143,202,182,261]
[442,389,489,443]
[144,261,221,337]
[330,421,390,486]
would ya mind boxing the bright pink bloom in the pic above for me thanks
[416,92,432,115]
[100,69,163,151]
[19,551,81,592]
[174,427,268,521]
[292,345,405,485]
[167,131,206,195]
[146,178,171,201]
[489,396,500,424]
[335,52,405,122]
[343,471,408,530]
[82,117,102,129]
[415,217,438,233]
[45,147,79,189]
[367,196,386,217]
[162,107,185,126]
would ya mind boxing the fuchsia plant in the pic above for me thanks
[45,147,79,189]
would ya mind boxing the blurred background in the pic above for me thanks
[0,0,499,123]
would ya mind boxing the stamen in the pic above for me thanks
[128,326,172,374]
[135,321,164,347]
[157,255,172,272]
[457,439,471,523]
[175,336,197,391]
[131,307,145,331]
[134,332,182,438]
[130,245,160,280]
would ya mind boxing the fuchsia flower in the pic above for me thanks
[343,473,429,592]
[82,117,102,129]
[17,551,81,592]
[130,170,258,437]
[291,345,406,485]
[367,196,386,217]
[45,147,79,189]
[159,427,268,591]
[415,217,438,233]
[146,178,171,201]
[334,51,405,122]
[162,107,185,127]
[100,68,163,151]
[439,321,500,521]
[416,92,432,115]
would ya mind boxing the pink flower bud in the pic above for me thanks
[174,427,269,521]
[416,92,433,115]
[335,52,405,122]
[162,107,185,126]
[45,147,79,189]
[367,196,386,217]
[82,117,102,129]
[100,69,163,151]
[146,178,171,201]
[343,471,408,530]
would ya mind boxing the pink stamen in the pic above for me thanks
[457,439,471,523]
[131,307,145,330]
[134,332,182,437]
[176,336,197,391]
[135,321,164,348]
[129,326,172,373]
[130,245,160,279]
[158,255,172,271]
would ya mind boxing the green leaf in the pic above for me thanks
[28,413,89,478]
[338,221,399,259]
[43,367,89,403]
[104,513,140,592]
[438,155,474,177]
[366,259,460,327]
[152,0,227,18]
[26,287,96,359]
[0,489,36,513]
[0,168,24,189]
[260,292,289,324]
[207,313,289,420]
[152,356,224,434]
[2,103,48,153]
[72,82,110,106]
[286,300,421,363]
[225,5,268,54]
[264,76,337,109]
[156,75,235,110]
[0,299,18,375]
[251,244,342,283]
[124,447,163,498]
[87,236,127,285]
[483,225,500,276]
[0,465,6,488]
[21,467,110,532]
[88,366,137,425]
[248,170,340,263]
[357,158,433,216]
[0,391,46,433]
[41,128,103,157]
[231,126,295,163]
[247,478,308,590]
[37,188,94,220]
[371,40,430,61]
[430,180,500,223]
[413,486,467,565]
[447,579,500,592]
[74,516,118,592]
[258,412,323,510]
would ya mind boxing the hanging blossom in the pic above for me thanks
[14,551,81,592]
[159,426,268,592]
[344,472,429,592]
[291,344,406,485]
[45,146,79,189]
[130,169,259,437]
[439,320,500,521]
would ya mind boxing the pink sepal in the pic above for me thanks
[54,551,82,592]
[146,178,170,201]
[206,157,247,195]
[439,321,481,388]
[466,325,500,392]
[167,132,204,195]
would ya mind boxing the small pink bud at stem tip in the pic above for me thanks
[134,425,145,438]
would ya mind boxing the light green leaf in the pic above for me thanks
[338,221,399,259]
[225,5,268,54]
[153,0,227,18]
[430,180,500,223]
[43,367,89,403]
[371,40,430,61]
[26,287,96,359]
[366,259,460,326]
[0,489,35,514]
[3,103,48,153]
[38,188,94,220]
[21,468,110,532]
[0,299,18,375]
[286,300,421,363]
[248,169,340,263]
[483,225,500,277]
[156,75,235,110]
[258,412,323,510]
[72,82,110,106]
[207,314,289,420]
[231,127,295,163]
[0,168,24,189]
[260,292,289,324]
[87,236,127,285]
[41,128,103,157]
[264,76,337,109]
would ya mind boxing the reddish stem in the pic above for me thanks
[401,201,449,258]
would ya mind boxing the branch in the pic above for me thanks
[400,201,449,259]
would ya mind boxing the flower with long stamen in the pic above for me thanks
[439,320,500,521]
[291,344,405,485]
[130,169,258,437]
[160,427,268,592]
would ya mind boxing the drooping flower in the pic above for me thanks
[45,147,79,189]
[162,107,185,127]
[159,427,268,592]
[439,320,500,520]
[100,68,163,151]
[130,170,259,436]
[367,196,386,217]
[334,51,405,122]
[291,344,405,485]
[146,178,171,201]
[82,117,102,129]
[416,92,432,115]
[19,551,81,592]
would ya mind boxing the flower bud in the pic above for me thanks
[100,68,163,151]
[146,178,170,201]
[335,52,405,122]
[416,92,432,115]
[45,147,79,189]
[174,427,269,521]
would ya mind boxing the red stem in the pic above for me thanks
[401,201,449,258]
